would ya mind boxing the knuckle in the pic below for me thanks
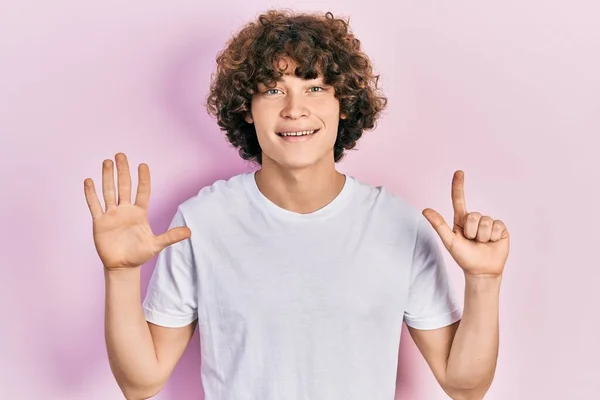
[467,212,481,220]
[480,216,493,226]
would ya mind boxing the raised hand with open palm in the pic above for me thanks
[83,153,191,270]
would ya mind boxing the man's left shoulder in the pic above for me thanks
[351,177,422,226]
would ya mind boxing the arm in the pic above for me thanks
[413,169,510,399]
[84,153,197,399]
[105,267,196,400]
[408,273,501,400]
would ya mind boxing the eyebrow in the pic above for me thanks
[275,76,326,83]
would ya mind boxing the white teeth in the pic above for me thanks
[279,130,316,137]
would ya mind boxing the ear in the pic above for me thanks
[340,112,348,120]
[244,112,254,124]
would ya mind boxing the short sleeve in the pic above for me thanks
[403,215,462,330]
[142,207,198,327]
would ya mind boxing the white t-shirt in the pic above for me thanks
[143,171,462,400]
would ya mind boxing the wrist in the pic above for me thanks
[104,265,141,281]
[464,272,502,292]
[464,271,503,282]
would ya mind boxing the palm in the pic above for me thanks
[93,205,156,269]
[84,153,190,270]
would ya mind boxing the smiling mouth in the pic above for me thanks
[276,129,319,137]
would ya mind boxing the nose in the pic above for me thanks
[280,93,309,119]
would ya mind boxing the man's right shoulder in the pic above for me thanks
[176,172,251,221]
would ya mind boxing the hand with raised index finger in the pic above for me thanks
[422,170,510,278]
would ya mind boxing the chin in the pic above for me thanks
[274,157,319,170]
[267,151,334,171]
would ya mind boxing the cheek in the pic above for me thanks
[319,99,341,119]
[250,105,273,134]
[320,100,341,122]
[318,96,340,108]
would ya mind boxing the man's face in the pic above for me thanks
[245,59,345,170]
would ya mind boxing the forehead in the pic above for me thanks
[273,57,298,75]
[273,57,298,76]
[271,56,324,77]
[254,56,326,90]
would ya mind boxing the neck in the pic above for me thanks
[255,157,346,214]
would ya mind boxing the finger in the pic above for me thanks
[83,178,103,219]
[135,163,151,209]
[464,212,482,240]
[102,159,117,211]
[490,219,508,241]
[452,170,467,227]
[476,216,494,243]
[153,227,192,252]
[115,153,131,205]
[422,208,454,249]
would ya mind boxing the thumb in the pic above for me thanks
[154,226,192,252]
[422,208,454,249]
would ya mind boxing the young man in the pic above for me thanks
[83,10,510,400]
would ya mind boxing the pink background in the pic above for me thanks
[1,0,598,399]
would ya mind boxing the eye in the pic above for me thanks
[265,88,282,95]
[309,86,325,92]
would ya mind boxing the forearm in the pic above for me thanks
[104,267,163,399]
[445,274,502,392]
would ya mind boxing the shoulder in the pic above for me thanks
[351,176,423,226]
[175,172,251,223]
[343,176,430,246]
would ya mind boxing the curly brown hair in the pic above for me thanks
[205,9,387,164]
